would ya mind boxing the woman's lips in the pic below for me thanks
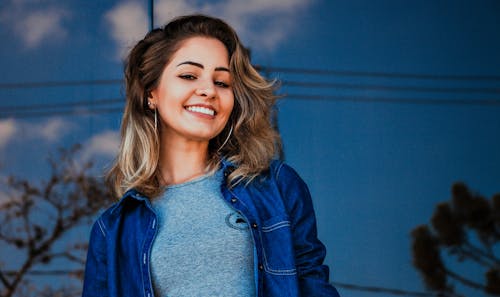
[185,105,216,117]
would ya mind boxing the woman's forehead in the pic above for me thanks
[168,37,230,67]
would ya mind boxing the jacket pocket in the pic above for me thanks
[260,216,297,275]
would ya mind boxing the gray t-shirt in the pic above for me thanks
[150,169,255,297]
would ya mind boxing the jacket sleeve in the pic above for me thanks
[276,163,340,297]
[82,218,108,297]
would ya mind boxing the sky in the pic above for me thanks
[1,0,500,296]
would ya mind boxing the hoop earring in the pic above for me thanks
[154,108,158,133]
[217,125,233,153]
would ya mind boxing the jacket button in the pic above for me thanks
[231,197,237,203]
[252,223,258,229]
[258,264,264,271]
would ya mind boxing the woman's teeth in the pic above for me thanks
[186,106,215,116]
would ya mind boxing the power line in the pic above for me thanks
[3,270,454,297]
[2,66,500,90]
[282,81,500,94]
[3,270,453,297]
[2,78,500,98]
[5,78,500,96]
[0,97,124,118]
[0,98,123,112]
[259,66,500,82]
[2,64,500,119]
[282,94,500,106]
[0,107,123,119]
[2,93,500,120]
[0,79,122,89]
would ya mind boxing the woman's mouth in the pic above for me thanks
[185,105,216,116]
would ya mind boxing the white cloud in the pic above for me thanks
[0,1,70,49]
[105,1,149,58]
[209,0,313,50]
[0,119,17,149]
[81,130,120,161]
[154,0,197,21]
[22,9,69,48]
[105,0,314,57]
[39,118,71,142]
[0,117,72,149]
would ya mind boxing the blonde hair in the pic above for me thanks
[107,14,281,198]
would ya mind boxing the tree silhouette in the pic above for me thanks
[411,182,500,296]
[0,145,114,297]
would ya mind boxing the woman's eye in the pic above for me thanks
[179,74,196,80]
[215,81,229,88]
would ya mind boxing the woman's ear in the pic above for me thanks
[147,91,156,109]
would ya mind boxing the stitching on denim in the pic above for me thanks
[258,226,297,276]
[228,185,296,275]
[261,221,291,232]
[96,219,107,237]
[265,262,297,275]
[275,161,284,181]
[140,220,149,296]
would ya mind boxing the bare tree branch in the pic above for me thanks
[47,252,86,265]
[0,145,114,297]
[0,271,11,291]
[4,270,83,277]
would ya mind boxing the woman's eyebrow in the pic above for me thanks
[215,66,230,73]
[177,61,203,68]
[177,61,229,72]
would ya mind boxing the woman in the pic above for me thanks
[82,14,340,297]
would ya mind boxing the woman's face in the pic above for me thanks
[150,36,234,144]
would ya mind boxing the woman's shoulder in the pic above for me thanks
[94,189,148,222]
[91,201,120,228]
[258,160,314,214]
[268,159,305,184]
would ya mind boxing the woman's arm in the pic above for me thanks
[82,219,108,297]
[276,163,340,297]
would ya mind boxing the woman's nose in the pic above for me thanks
[195,81,216,98]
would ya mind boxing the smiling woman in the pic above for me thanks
[149,37,234,147]
[82,14,340,297]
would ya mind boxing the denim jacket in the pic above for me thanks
[82,160,340,297]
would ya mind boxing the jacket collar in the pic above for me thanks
[220,157,236,173]
[109,189,152,215]
[109,158,237,214]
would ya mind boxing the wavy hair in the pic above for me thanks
[107,14,282,198]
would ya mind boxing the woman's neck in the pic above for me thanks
[159,135,210,186]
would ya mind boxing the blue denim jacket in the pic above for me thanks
[82,160,340,297]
